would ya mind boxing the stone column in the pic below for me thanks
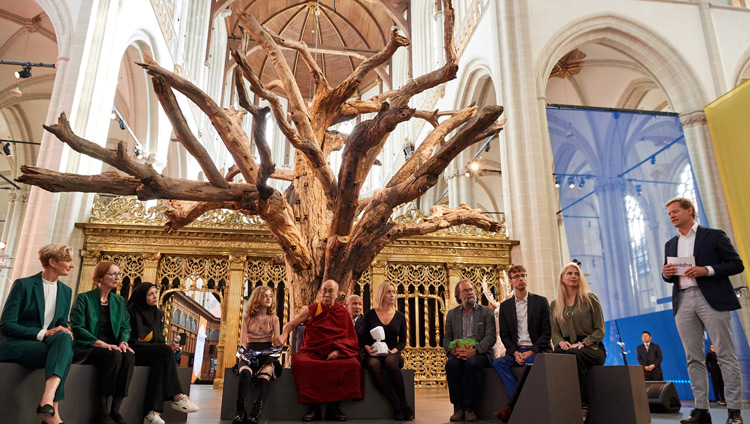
[78,250,101,294]
[494,0,561,300]
[215,255,246,389]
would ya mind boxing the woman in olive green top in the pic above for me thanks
[550,262,605,420]
[70,261,135,424]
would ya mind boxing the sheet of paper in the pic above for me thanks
[667,256,695,276]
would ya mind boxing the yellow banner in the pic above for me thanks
[704,79,750,284]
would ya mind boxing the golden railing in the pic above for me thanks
[76,196,516,388]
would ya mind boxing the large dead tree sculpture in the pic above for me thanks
[19,0,506,306]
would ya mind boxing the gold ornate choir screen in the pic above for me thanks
[76,196,517,388]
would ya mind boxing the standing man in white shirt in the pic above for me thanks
[662,197,744,424]
[492,265,552,422]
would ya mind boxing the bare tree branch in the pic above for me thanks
[387,105,477,187]
[151,75,229,188]
[138,54,258,184]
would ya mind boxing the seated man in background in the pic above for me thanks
[443,279,496,422]
[346,294,364,334]
[277,280,362,421]
[492,265,551,422]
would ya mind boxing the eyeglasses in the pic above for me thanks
[510,274,528,280]
[104,272,122,278]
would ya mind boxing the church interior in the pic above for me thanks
[2,0,750,422]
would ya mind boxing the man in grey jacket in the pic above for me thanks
[443,279,496,422]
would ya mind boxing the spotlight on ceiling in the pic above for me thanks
[15,64,32,79]
[554,176,560,188]
[2,143,11,156]
[10,86,22,97]
[578,178,585,189]
[118,118,127,130]
[568,176,575,189]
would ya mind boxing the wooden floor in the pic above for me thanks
[183,384,747,424]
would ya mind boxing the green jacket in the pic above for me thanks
[0,272,72,361]
[70,288,131,352]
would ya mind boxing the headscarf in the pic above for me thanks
[126,282,164,343]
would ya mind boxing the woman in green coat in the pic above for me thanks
[0,244,75,424]
[70,261,135,424]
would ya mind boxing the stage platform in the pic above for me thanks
[180,384,748,423]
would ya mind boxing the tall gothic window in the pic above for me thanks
[626,195,650,275]
[677,164,697,203]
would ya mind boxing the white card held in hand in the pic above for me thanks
[667,256,695,276]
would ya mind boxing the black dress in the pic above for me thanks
[358,309,410,415]
[127,283,183,413]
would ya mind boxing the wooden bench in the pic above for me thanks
[0,362,192,423]
[220,367,415,420]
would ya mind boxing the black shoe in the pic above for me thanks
[110,412,127,424]
[232,412,247,424]
[402,406,415,421]
[681,409,712,424]
[93,415,117,424]
[325,405,346,421]
[37,404,55,417]
[248,400,264,424]
[727,409,743,424]
[302,405,322,422]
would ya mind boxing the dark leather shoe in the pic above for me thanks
[402,406,415,421]
[110,412,127,424]
[37,404,55,417]
[727,409,743,424]
[449,408,464,421]
[495,405,513,422]
[302,405,322,422]
[681,409,712,424]
[326,407,346,421]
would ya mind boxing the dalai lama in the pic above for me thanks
[277,279,362,421]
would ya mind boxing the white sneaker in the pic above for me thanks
[143,410,165,424]
[171,394,200,413]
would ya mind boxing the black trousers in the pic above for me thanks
[553,345,606,404]
[83,347,135,397]
[132,342,184,413]
[445,354,491,412]
[644,368,663,381]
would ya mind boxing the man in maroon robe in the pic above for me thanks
[278,279,362,421]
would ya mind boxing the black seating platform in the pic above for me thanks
[0,362,192,424]
[220,367,415,420]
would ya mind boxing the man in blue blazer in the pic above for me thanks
[443,279,496,422]
[662,197,744,424]
[0,244,75,424]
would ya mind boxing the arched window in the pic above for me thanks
[625,195,650,275]
[677,164,697,204]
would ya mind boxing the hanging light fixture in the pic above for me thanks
[14,64,32,79]
[10,86,22,97]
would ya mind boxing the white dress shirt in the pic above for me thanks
[37,278,58,341]
[515,294,532,346]
[676,222,715,289]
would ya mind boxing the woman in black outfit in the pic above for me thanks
[127,282,199,424]
[359,281,413,420]
[706,344,726,405]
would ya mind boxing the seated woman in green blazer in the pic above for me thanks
[70,261,135,424]
[0,244,75,424]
